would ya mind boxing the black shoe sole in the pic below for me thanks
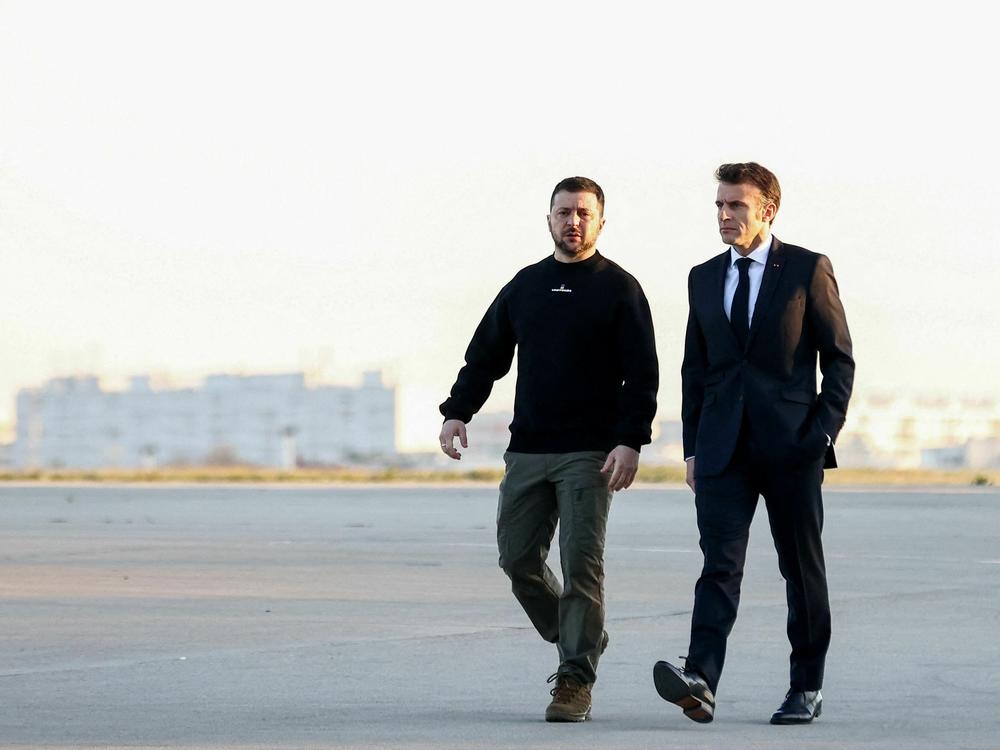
[770,702,822,725]
[653,661,714,724]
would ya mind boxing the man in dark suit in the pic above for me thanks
[653,162,854,725]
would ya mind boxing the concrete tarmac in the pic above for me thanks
[1,483,998,749]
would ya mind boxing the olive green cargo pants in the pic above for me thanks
[497,450,613,684]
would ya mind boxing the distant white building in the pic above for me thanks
[12,371,395,469]
[838,392,1000,469]
[923,438,1000,470]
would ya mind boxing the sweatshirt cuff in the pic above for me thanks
[439,400,472,423]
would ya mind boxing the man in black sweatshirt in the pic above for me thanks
[439,176,659,722]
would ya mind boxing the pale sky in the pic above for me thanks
[1,1,996,451]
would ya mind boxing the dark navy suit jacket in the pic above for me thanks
[681,237,855,478]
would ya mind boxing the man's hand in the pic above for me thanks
[601,445,640,491]
[685,457,696,493]
[439,419,468,460]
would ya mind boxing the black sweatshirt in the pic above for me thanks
[440,251,659,453]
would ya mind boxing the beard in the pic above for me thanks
[550,226,596,258]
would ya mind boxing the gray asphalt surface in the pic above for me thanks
[1,482,998,749]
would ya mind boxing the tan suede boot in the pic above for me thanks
[545,673,592,722]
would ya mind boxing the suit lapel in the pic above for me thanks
[745,236,786,351]
[715,249,729,308]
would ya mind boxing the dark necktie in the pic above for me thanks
[730,257,752,350]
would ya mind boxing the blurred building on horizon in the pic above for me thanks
[4,375,1000,472]
[10,371,395,469]
[836,391,1000,470]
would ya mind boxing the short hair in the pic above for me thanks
[715,162,781,222]
[550,176,605,215]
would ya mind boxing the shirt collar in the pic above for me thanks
[728,233,772,268]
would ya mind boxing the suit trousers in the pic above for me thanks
[687,429,830,693]
[496,450,612,684]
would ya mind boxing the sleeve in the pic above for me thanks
[613,278,659,451]
[807,254,855,442]
[439,286,516,424]
[680,269,708,459]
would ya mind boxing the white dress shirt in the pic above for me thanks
[723,234,771,323]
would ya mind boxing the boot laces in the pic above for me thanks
[547,672,584,702]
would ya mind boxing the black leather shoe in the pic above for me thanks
[770,690,822,724]
[653,660,715,723]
